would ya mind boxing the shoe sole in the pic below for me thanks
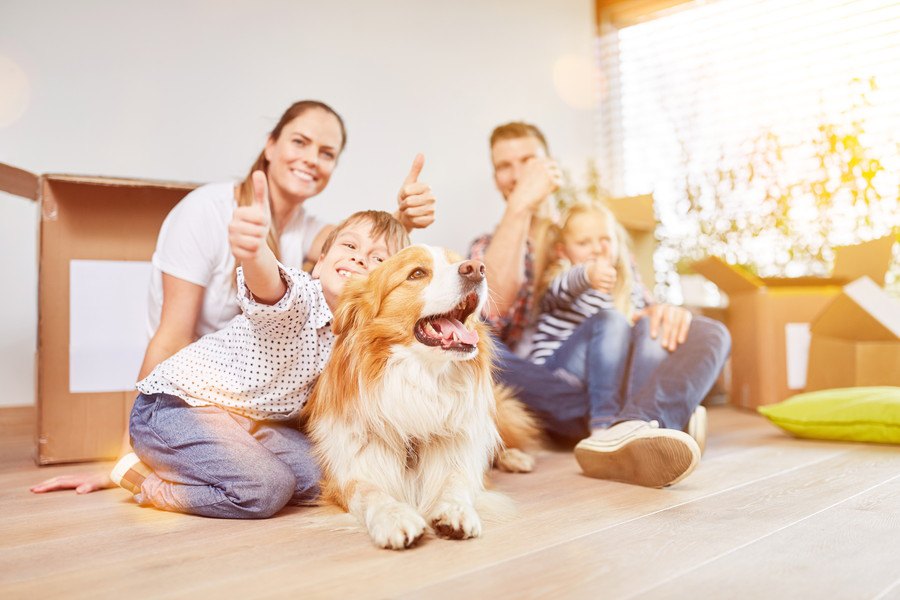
[575,430,700,488]
[687,405,707,456]
[110,453,144,495]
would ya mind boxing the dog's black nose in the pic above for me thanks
[458,260,485,283]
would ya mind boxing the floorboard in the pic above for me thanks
[2,405,899,599]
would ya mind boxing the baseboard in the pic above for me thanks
[0,405,36,437]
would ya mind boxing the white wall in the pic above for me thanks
[0,0,596,406]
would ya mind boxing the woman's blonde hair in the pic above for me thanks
[537,203,635,319]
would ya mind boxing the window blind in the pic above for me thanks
[595,0,900,297]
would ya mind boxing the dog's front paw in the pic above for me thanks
[495,447,535,473]
[430,501,482,540]
[367,503,427,550]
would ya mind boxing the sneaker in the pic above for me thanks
[574,420,701,488]
[685,405,707,455]
[110,452,151,495]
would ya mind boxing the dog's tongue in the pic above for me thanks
[433,317,479,347]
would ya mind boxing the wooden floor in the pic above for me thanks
[2,405,899,600]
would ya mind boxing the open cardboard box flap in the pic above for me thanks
[0,162,40,200]
[806,276,900,391]
[691,235,895,293]
[690,257,763,294]
[811,276,900,341]
[605,194,655,232]
[1,162,197,201]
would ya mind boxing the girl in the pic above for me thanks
[526,203,727,486]
[528,203,646,366]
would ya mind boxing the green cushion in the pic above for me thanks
[758,387,900,444]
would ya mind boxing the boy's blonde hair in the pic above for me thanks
[319,210,410,258]
[538,203,635,319]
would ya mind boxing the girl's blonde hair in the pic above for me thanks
[537,203,635,319]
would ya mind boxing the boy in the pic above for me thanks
[110,172,410,517]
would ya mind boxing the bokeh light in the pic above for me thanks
[0,56,30,128]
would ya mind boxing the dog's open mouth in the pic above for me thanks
[414,292,480,352]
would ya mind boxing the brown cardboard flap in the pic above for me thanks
[0,162,39,201]
[44,173,197,191]
[760,276,849,288]
[811,277,900,341]
[605,194,655,232]
[692,256,763,294]
[832,235,895,285]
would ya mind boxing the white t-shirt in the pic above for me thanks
[138,263,335,420]
[147,181,327,338]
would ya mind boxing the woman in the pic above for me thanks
[31,100,436,494]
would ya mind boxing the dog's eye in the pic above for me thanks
[408,268,427,280]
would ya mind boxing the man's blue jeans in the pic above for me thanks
[494,312,731,441]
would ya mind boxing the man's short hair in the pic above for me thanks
[489,121,550,154]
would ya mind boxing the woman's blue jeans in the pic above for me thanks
[494,312,731,441]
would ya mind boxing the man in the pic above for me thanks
[470,122,730,488]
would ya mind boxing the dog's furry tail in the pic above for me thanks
[475,489,518,523]
[493,383,541,452]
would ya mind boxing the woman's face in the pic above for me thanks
[264,108,343,205]
[558,211,619,266]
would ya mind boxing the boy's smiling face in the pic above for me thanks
[313,220,391,310]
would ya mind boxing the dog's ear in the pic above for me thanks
[332,275,383,336]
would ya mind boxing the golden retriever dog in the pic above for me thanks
[304,245,538,550]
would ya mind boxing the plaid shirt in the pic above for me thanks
[469,234,536,351]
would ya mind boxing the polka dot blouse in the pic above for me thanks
[137,263,335,420]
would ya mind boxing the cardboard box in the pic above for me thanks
[692,235,895,409]
[1,162,196,464]
[806,277,900,391]
[606,194,656,288]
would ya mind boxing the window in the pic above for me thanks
[596,0,900,299]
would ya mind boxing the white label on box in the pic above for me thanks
[784,322,812,390]
[69,260,152,393]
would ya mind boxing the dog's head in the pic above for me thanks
[332,244,489,362]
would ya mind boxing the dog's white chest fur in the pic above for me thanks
[318,348,499,511]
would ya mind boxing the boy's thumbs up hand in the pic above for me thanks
[397,153,436,231]
[229,170,272,262]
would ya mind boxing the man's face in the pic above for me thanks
[490,135,548,200]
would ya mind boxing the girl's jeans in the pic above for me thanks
[495,313,731,441]
[129,393,320,519]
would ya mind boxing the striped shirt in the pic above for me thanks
[528,264,649,365]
